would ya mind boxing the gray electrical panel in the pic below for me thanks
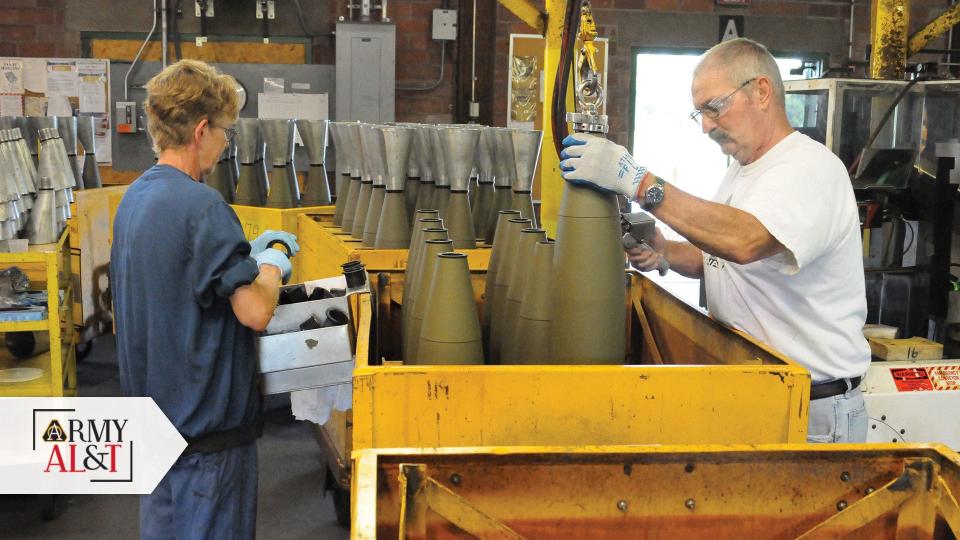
[109,61,335,172]
[336,22,395,123]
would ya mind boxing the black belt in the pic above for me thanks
[182,416,263,456]
[811,376,862,401]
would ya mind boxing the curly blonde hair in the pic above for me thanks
[144,59,240,154]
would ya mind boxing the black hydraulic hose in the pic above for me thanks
[551,0,581,156]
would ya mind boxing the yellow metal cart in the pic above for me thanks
[352,443,960,539]
[0,229,76,398]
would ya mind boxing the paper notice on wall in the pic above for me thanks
[22,59,46,93]
[23,95,47,116]
[0,95,23,116]
[79,78,106,113]
[46,61,78,97]
[47,94,72,116]
[92,115,111,163]
[257,92,328,121]
[77,60,107,113]
[0,60,24,94]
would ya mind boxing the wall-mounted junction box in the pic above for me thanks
[115,101,137,134]
[432,9,457,41]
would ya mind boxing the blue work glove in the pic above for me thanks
[249,230,300,258]
[559,133,647,199]
[253,248,292,284]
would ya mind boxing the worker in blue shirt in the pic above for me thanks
[111,59,299,540]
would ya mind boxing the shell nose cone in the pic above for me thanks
[510,129,542,192]
[379,125,414,191]
[439,127,482,192]
[296,119,329,165]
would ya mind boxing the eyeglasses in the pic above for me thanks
[207,119,236,142]
[689,77,757,125]
[217,125,237,143]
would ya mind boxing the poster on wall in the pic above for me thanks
[0,57,112,164]
[0,60,24,95]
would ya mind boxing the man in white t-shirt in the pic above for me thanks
[559,38,871,443]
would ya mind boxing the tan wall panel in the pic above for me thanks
[99,166,140,185]
[89,39,306,64]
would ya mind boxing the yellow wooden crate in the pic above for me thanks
[0,230,77,397]
[352,443,960,539]
[869,336,944,361]
[297,214,492,282]
[229,204,334,283]
[319,273,812,517]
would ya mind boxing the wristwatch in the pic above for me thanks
[642,175,665,211]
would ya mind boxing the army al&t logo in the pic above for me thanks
[36,410,131,480]
[0,398,186,494]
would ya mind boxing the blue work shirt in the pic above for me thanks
[111,164,261,440]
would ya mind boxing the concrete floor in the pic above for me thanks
[0,335,350,540]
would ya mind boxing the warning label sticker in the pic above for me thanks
[890,367,934,392]
[928,365,960,391]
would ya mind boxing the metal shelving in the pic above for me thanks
[0,229,76,397]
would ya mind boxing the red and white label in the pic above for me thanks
[890,367,934,392]
[929,365,960,391]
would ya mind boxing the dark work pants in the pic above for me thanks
[140,442,257,540]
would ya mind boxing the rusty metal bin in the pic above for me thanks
[351,443,960,539]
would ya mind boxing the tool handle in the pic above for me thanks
[657,256,670,277]
[266,239,293,258]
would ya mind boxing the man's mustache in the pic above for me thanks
[709,129,732,144]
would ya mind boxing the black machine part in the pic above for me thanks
[621,211,670,276]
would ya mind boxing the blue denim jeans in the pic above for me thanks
[140,442,257,540]
[807,384,868,443]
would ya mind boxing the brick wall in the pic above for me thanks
[391,0,459,123]
[0,0,80,58]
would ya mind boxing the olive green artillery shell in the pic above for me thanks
[405,237,453,364]
[362,186,386,247]
[340,177,362,232]
[501,228,547,363]
[351,181,373,239]
[514,240,556,364]
[551,182,626,365]
[481,210,522,337]
[417,252,484,365]
[488,217,531,364]
[485,186,514,244]
[445,191,477,249]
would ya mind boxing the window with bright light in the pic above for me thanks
[631,51,820,307]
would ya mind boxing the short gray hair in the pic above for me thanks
[695,38,784,107]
